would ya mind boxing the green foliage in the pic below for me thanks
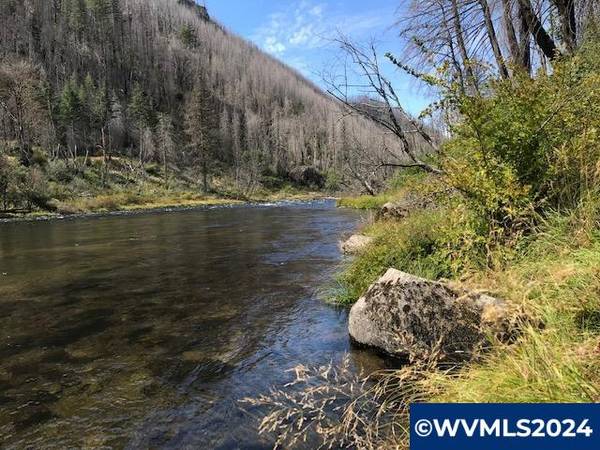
[0,153,50,211]
[428,208,600,404]
[20,167,50,209]
[337,193,391,210]
[0,153,16,210]
[129,82,156,130]
[31,148,48,166]
[46,159,75,183]
[179,24,197,48]
[63,0,87,33]
[335,209,456,304]
[87,0,112,23]
[59,77,82,126]
[324,170,342,192]
[444,42,600,248]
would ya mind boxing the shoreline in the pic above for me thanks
[0,193,339,224]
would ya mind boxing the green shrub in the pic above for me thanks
[20,167,51,210]
[335,209,457,304]
[324,170,342,192]
[444,41,600,247]
[46,159,74,183]
[31,147,48,167]
[337,193,391,210]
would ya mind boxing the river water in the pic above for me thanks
[0,200,384,449]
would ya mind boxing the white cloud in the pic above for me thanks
[264,36,286,55]
[253,1,394,58]
[289,24,315,45]
[309,5,323,18]
[253,1,327,56]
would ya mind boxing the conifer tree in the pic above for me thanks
[58,77,82,158]
[129,82,155,165]
[156,113,177,185]
[185,81,218,193]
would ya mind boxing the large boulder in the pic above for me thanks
[377,192,434,221]
[348,269,510,363]
[340,234,374,255]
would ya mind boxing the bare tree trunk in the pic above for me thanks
[101,127,108,187]
[450,0,479,93]
[554,0,577,54]
[441,1,466,93]
[518,0,561,61]
[502,0,522,68]
[202,159,208,193]
[163,149,168,186]
[517,0,532,73]
[478,0,509,78]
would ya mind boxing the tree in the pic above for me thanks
[156,113,177,185]
[179,24,197,48]
[0,153,15,211]
[325,35,442,178]
[0,60,48,164]
[58,77,82,161]
[185,81,218,193]
[129,82,156,165]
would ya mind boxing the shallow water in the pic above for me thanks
[0,200,384,449]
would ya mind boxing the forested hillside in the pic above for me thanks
[0,0,426,213]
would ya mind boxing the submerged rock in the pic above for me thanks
[348,269,510,363]
[340,234,374,255]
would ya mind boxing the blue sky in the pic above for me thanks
[204,0,430,115]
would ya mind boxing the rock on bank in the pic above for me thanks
[348,269,510,363]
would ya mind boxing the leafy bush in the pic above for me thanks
[324,170,343,192]
[336,209,456,303]
[337,193,391,210]
[444,41,600,247]
[21,167,50,209]
[0,153,17,210]
[31,147,48,166]
[46,159,74,183]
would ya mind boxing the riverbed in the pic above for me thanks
[0,200,383,449]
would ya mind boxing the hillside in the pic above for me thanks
[0,0,423,215]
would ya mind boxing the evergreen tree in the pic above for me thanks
[156,113,177,185]
[129,82,155,164]
[179,24,197,48]
[58,77,82,154]
[185,81,218,193]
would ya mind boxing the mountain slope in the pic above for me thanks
[0,0,420,201]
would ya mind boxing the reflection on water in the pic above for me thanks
[0,200,384,449]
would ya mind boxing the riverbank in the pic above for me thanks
[256,42,600,447]
[0,190,331,222]
[0,154,333,222]
[330,172,600,446]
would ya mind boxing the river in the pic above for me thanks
[0,200,384,449]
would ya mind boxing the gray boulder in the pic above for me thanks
[340,234,374,255]
[348,269,509,363]
[377,193,434,221]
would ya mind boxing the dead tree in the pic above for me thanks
[326,35,443,178]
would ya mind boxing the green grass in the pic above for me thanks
[337,192,393,210]
[426,223,600,403]
[337,182,600,405]
[334,209,454,304]
[337,168,433,211]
